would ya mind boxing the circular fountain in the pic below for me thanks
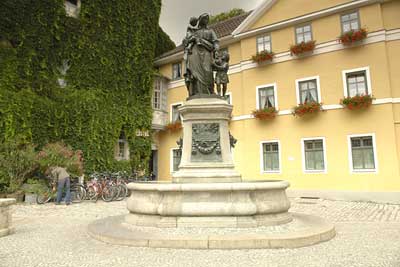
[88,13,335,249]
[88,98,335,249]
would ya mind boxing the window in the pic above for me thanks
[302,138,326,172]
[349,135,377,172]
[256,35,271,53]
[65,0,80,18]
[153,79,162,109]
[262,141,280,172]
[116,133,129,161]
[295,24,312,44]
[258,86,275,109]
[342,67,371,97]
[297,78,320,104]
[171,148,182,172]
[172,62,182,80]
[341,11,360,33]
[171,103,182,122]
[225,92,232,105]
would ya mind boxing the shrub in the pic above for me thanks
[0,137,37,193]
[36,142,83,177]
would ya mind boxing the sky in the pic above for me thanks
[159,0,265,45]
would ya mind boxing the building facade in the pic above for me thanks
[151,0,400,202]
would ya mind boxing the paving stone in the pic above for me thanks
[0,199,399,267]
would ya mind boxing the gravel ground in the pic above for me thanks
[0,199,400,267]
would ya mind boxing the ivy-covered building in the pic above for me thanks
[0,0,174,174]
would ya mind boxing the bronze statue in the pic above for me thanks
[183,13,223,98]
[213,50,230,97]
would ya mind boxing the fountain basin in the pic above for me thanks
[126,180,292,228]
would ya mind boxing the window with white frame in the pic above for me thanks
[225,92,232,105]
[303,139,325,172]
[262,142,280,172]
[172,62,182,80]
[258,86,275,109]
[153,79,162,109]
[346,71,368,97]
[172,148,182,172]
[341,11,360,33]
[256,35,271,53]
[295,24,312,44]
[171,104,181,122]
[65,0,80,18]
[298,79,319,104]
[349,136,376,171]
[115,132,129,160]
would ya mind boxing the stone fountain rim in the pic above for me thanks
[127,180,290,192]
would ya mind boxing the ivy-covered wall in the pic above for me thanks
[0,0,174,173]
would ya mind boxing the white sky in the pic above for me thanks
[159,0,264,45]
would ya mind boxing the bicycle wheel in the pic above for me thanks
[71,185,86,203]
[86,185,98,202]
[101,185,116,202]
[115,184,128,201]
[36,188,52,204]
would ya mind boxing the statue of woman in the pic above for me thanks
[183,13,219,97]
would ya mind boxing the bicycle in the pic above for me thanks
[36,177,86,204]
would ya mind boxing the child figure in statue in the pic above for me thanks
[182,17,198,96]
[213,50,230,97]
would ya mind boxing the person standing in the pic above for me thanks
[50,166,71,205]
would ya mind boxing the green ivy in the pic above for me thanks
[0,0,174,174]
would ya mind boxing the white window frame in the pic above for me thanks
[116,139,129,161]
[347,133,378,173]
[301,137,327,174]
[170,148,182,173]
[341,10,360,33]
[172,62,182,80]
[342,66,372,97]
[295,24,313,44]
[225,92,233,105]
[170,102,183,122]
[295,76,322,105]
[152,79,162,110]
[256,83,279,110]
[256,34,272,53]
[260,140,281,174]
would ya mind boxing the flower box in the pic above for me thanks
[340,94,374,110]
[290,40,316,56]
[292,102,323,117]
[252,51,274,64]
[165,121,182,131]
[339,28,368,45]
[252,107,278,120]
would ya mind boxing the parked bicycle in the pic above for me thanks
[36,176,86,204]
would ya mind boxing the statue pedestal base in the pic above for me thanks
[172,97,241,183]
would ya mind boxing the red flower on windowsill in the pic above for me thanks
[252,107,278,120]
[165,121,182,131]
[340,94,374,110]
[339,28,368,45]
[252,50,274,64]
[290,40,316,56]
[292,102,323,117]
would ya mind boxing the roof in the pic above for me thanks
[155,11,252,60]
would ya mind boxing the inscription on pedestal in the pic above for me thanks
[191,123,222,162]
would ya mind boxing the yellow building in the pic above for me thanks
[151,0,400,203]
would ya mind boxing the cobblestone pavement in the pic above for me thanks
[0,199,399,267]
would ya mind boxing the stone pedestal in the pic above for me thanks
[172,98,241,183]
[0,198,16,237]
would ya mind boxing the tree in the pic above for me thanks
[209,8,246,25]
